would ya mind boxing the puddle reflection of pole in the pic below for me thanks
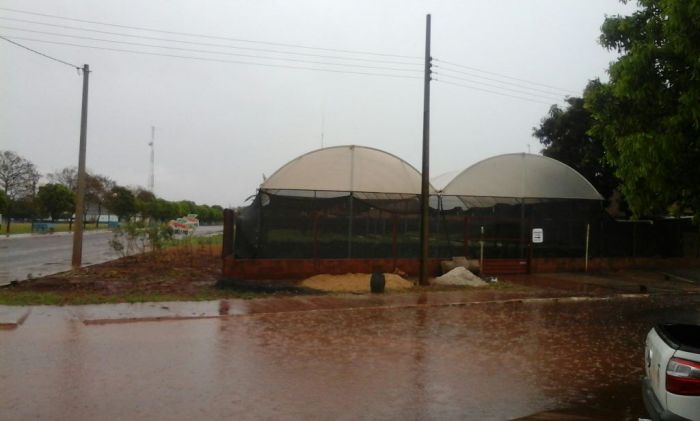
[412,293,428,418]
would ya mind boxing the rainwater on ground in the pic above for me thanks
[2,291,700,420]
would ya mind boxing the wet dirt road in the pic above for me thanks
[2,292,700,420]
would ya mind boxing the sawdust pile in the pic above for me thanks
[300,273,415,292]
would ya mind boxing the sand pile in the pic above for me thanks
[300,273,415,292]
[431,267,488,287]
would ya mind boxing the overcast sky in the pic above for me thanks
[0,0,636,207]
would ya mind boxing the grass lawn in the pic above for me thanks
[1,222,104,235]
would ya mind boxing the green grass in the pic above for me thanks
[159,233,222,250]
[1,222,104,235]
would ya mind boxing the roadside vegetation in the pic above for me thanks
[0,235,259,306]
[0,154,224,235]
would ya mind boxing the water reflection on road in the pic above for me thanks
[2,294,700,420]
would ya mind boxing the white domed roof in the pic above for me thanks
[442,153,603,200]
[261,145,436,195]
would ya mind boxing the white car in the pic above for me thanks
[643,324,700,420]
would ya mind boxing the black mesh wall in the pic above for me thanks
[233,191,698,260]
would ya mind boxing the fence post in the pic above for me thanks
[585,223,590,272]
[480,225,485,272]
[464,215,469,257]
[347,195,353,258]
[392,214,398,267]
[313,213,319,261]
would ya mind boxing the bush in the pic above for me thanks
[109,221,173,257]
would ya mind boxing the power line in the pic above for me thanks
[0,16,423,66]
[434,58,577,94]
[433,72,563,101]
[434,79,556,105]
[433,64,569,97]
[1,35,422,80]
[0,7,422,60]
[0,34,78,68]
[0,25,422,73]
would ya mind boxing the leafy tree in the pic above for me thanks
[85,174,114,227]
[9,197,39,220]
[585,0,700,217]
[37,183,75,220]
[49,167,115,227]
[135,188,157,221]
[533,97,618,200]
[0,151,40,232]
[177,200,197,216]
[0,190,7,216]
[105,186,137,221]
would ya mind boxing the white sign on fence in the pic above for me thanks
[532,228,544,243]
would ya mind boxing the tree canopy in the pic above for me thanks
[0,190,7,216]
[533,97,618,200]
[37,183,75,220]
[0,151,40,231]
[105,186,137,221]
[585,0,700,216]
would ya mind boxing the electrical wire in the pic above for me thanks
[0,34,79,69]
[1,35,422,80]
[433,64,569,97]
[0,7,422,60]
[0,17,423,66]
[434,79,556,105]
[434,58,577,94]
[0,25,422,73]
[433,72,563,101]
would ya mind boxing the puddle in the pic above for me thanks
[2,294,699,419]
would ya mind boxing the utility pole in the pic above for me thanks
[419,15,432,286]
[71,64,90,268]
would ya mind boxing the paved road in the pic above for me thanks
[0,226,223,286]
[1,290,699,420]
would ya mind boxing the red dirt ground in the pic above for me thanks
[11,244,223,296]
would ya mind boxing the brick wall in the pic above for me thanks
[223,256,700,280]
[223,257,442,280]
[531,257,700,273]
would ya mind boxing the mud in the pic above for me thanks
[2,292,700,420]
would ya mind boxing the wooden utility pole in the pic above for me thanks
[419,15,432,286]
[71,64,90,268]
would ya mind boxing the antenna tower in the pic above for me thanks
[148,126,155,192]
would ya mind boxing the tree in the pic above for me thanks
[105,186,137,221]
[49,167,115,227]
[585,1,700,217]
[37,183,75,220]
[0,190,7,216]
[533,97,618,200]
[86,174,114,227]
[135,188,157,221]
[0,151,40,232]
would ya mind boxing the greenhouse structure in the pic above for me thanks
[223,145,696,279]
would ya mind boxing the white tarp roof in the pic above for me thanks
[431,170,460,191]
[442,153,603,200]
[261,145,436,195]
